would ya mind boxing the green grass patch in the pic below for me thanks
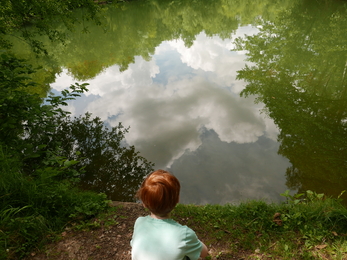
[171,191,347,259]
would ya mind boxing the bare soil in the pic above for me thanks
[25,202,254,260]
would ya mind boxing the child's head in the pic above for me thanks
[136,169,180,217]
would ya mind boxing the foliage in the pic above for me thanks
[0,53,103,259]
[6,0,292,82]
[0,52,155,199]
[234,0,347,201]
[0,52,153,258]
[0,145,111,259]
[29,112,154,201]
[0,51,42,147]
[0,0,101,54]
[0,1,155,258]
[0,51,87,158]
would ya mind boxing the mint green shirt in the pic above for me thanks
[131,216,203,260]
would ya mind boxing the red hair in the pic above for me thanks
[136,170,180,217]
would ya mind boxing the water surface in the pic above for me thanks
[46,0,347,204]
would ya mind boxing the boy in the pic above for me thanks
[131,169,209,260]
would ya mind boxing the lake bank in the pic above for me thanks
[25,193,347,260]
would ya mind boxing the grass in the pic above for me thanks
[170,191,347,259]
[60,191,347,259]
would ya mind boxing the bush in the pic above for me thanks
[0,53,153,258]
[0,145,111,259]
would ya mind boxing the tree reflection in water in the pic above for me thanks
[7,0,347,202]
[49,113,154,201]
[235,0,347,201]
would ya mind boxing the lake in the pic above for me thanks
[35,0,347,204]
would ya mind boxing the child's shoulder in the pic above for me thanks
[135,215,149,223]
[135,216,181,227]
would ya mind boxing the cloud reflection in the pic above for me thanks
[169,130,288,204]
[51,28,289,204]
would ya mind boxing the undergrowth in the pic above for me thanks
[0,146,111,260]
[0,53,151,260]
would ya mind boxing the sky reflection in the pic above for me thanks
[51,26,291,204]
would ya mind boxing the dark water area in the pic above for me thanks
[12,0,347,204]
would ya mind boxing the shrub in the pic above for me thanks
[0,53,153,258]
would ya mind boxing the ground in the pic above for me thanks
[25,202,252,260]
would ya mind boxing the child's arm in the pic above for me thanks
[200,242,209,259]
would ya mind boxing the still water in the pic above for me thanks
[48,0,347,204]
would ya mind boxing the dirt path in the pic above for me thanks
[25,202,249,260]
